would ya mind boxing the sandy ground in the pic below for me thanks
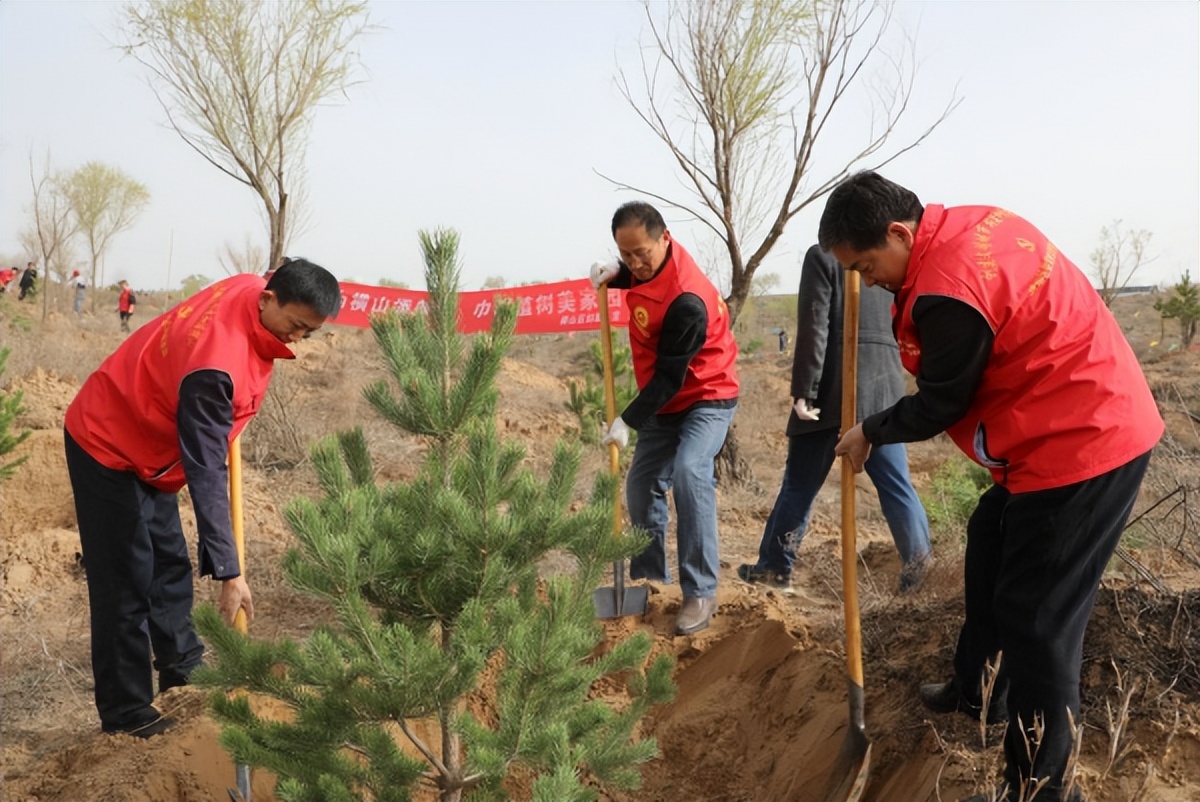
[2,292,1199,802]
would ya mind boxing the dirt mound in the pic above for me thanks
[5,690,277,802]
[3,311,1200,802]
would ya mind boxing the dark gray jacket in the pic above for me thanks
[786,245,905,436]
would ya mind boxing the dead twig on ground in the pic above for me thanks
[1101,660,1138,778]
[979,650,1003,749]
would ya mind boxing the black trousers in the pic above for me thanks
[952,450,1152,800]
[64,430,204,731]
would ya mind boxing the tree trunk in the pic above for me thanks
[717,282,753,485]
[439,624,463,802]
[714,421,752,486]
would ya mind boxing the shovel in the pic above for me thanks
[591,283,649,619]
[227,436,252,802]
[817,269,871,801]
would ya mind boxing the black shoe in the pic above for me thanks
[159,659,204,694]
[898,555,933,593]
[736,564,796,596]
[105,713,177,739]
[919,678,1008,724]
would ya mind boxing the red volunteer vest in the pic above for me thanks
[118,287,134,312]
[65,274,295,491]
[894,205,1162,492]
[626,241,739,413]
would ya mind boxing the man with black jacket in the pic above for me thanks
[589,202,739,636]
[738,244,931,596]
[18,262,37,300]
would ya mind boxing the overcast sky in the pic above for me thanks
[2,0,1197,295]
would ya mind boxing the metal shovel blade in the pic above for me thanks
[592,558,649,619]
[818,680,872,802]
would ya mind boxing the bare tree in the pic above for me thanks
[606,0,959,324]
[217,234,267,277]
[119,0,373,270]
[63,161,150,313]
[1090,220,1153,307]
[22,151,78,321]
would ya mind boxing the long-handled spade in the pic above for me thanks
[820,269,871,802]
[591,283,649,619]
[226,436,253,802]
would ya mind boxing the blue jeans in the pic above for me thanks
[754,429,931,575]
[626,404,736,599]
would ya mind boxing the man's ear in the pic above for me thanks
[888,221,916,249]
[258,289,275,311]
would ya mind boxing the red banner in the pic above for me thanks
[335,279,629,334]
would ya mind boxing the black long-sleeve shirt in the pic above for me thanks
[606,262,716,430]
[177,369,239,580]
[861,295,994,445]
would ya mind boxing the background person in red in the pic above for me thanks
[589,202,739,636]
[822,172,1162,802]
[63,258,340,738]
[117,280,137,333]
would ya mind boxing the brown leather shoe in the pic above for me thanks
[675,596,716,635]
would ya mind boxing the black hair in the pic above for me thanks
[265,257,341,318]
[818,171,924,252]
[611,201,667,239]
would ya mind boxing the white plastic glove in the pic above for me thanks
[601,416,630,448]
[589,261,620,290]
[793,398,821,421]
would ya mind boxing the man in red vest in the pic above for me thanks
[589,202,739,635]
[822,172,1162,802]
[117,280,137,333]
[64,258,341,737]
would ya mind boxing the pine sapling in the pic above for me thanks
[195,229,672,802]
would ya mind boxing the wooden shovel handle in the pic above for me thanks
[229,436,248,635]
[598,286,622,492]
[840,271,864,688]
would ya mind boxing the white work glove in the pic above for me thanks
[793,399,821,421]
[601,416,630,448]
[589,261,620,290]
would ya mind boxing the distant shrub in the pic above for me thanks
[921,455,992,543]
[0,347,31,482]
[742,337,764,356]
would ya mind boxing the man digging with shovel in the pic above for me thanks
[64,259,341,738]
[588,201,739,636]
[822,172,1162,802]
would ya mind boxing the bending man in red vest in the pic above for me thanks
[589,202,739,636]
[64,259,341,737]
[823,172,1162,802]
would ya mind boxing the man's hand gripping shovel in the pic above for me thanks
[591,283,649,619]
